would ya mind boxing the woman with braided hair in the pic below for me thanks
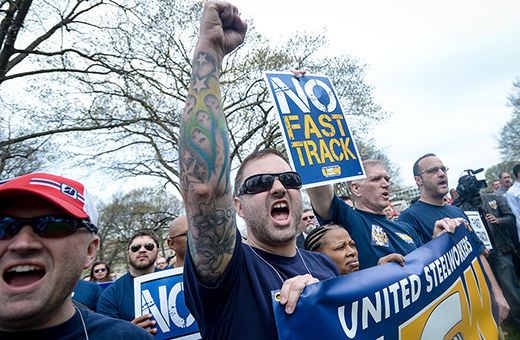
[305,224,405,275]
[304,224,359,275]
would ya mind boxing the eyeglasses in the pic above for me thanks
[0,215,98,240]
[419,166,449,176]
[169,231,188,240]
[302,215,315,221]
[130,243,156,253]
[94,267,107,273]
[238,171,302,196]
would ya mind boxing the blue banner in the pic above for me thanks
[272,227,499,339]
[264,71,365,188]
[134,268,200,340]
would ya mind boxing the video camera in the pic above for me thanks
[456,168,487,200]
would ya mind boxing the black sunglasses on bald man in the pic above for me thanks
[238,171,302,196]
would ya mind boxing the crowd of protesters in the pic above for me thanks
[1,1,520,339]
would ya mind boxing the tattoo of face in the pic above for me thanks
[180,51,236,284]
[181,52,230,192]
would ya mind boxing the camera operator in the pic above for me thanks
[456,170,520,332]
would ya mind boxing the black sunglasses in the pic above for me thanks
[0,215,97,240]
[169,231,188,240]
[130,243,156,253]
[238,171,302,196]
[94,267,107,273]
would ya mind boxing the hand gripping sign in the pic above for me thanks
[134,268,200,340]
[272,227,499,340]
[264,71,365,187]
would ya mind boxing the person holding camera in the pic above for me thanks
[456,171,520,332]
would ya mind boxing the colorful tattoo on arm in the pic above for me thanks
[180,51,236,285]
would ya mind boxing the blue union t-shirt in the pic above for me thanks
[0,305,154,339]
[400,200,486,254]
[183,230,339,340]
[72,279,102,311]
[97,272,135,321]
[316,195,423,270]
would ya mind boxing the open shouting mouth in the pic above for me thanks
[3,263,46,291]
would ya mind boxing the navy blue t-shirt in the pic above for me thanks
[316,195,423,270]
[97,272,135,321]
[72,279,102,311]
[183,230,339,340]
[399,200,486,254]
[0,305,154,339]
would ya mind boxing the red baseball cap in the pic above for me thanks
[0,173,98,226]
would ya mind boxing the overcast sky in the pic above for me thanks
[232,0,520,188]
[14,0,519,202]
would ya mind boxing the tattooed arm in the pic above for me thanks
[179,2,247,286]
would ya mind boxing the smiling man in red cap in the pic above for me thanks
[0,173,154,339]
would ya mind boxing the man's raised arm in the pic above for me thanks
[179,2,247,286]
[307,185,334,220]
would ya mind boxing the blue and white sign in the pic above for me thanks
[264,71,365,188]
[272,227,499,340]
[134,268,200,340]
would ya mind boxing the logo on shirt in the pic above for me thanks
[488,200,497,210]
[371,224,389,247]
[396,232,415,244]
[462,219,473,233]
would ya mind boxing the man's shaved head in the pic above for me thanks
[169,215,188,237]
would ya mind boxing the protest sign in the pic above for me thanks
[272,227,498,340]
[264,71,365,188]
[134,268,200,340]
[464,210,493,250]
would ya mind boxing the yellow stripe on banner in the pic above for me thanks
[399,258,498,339]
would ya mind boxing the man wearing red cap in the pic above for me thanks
[0,173,154,339]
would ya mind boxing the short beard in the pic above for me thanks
[129,257,155,271]
[303,222,316,234]
[244,199,302,246]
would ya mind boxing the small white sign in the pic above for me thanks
[464,211,493,250]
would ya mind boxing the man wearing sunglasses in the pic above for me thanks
[179,3,338,339]
[297,208,317,248]
[165,215,188,269]
[400,153,510,325]
[97,230,160,334]
[0,173,153,339]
